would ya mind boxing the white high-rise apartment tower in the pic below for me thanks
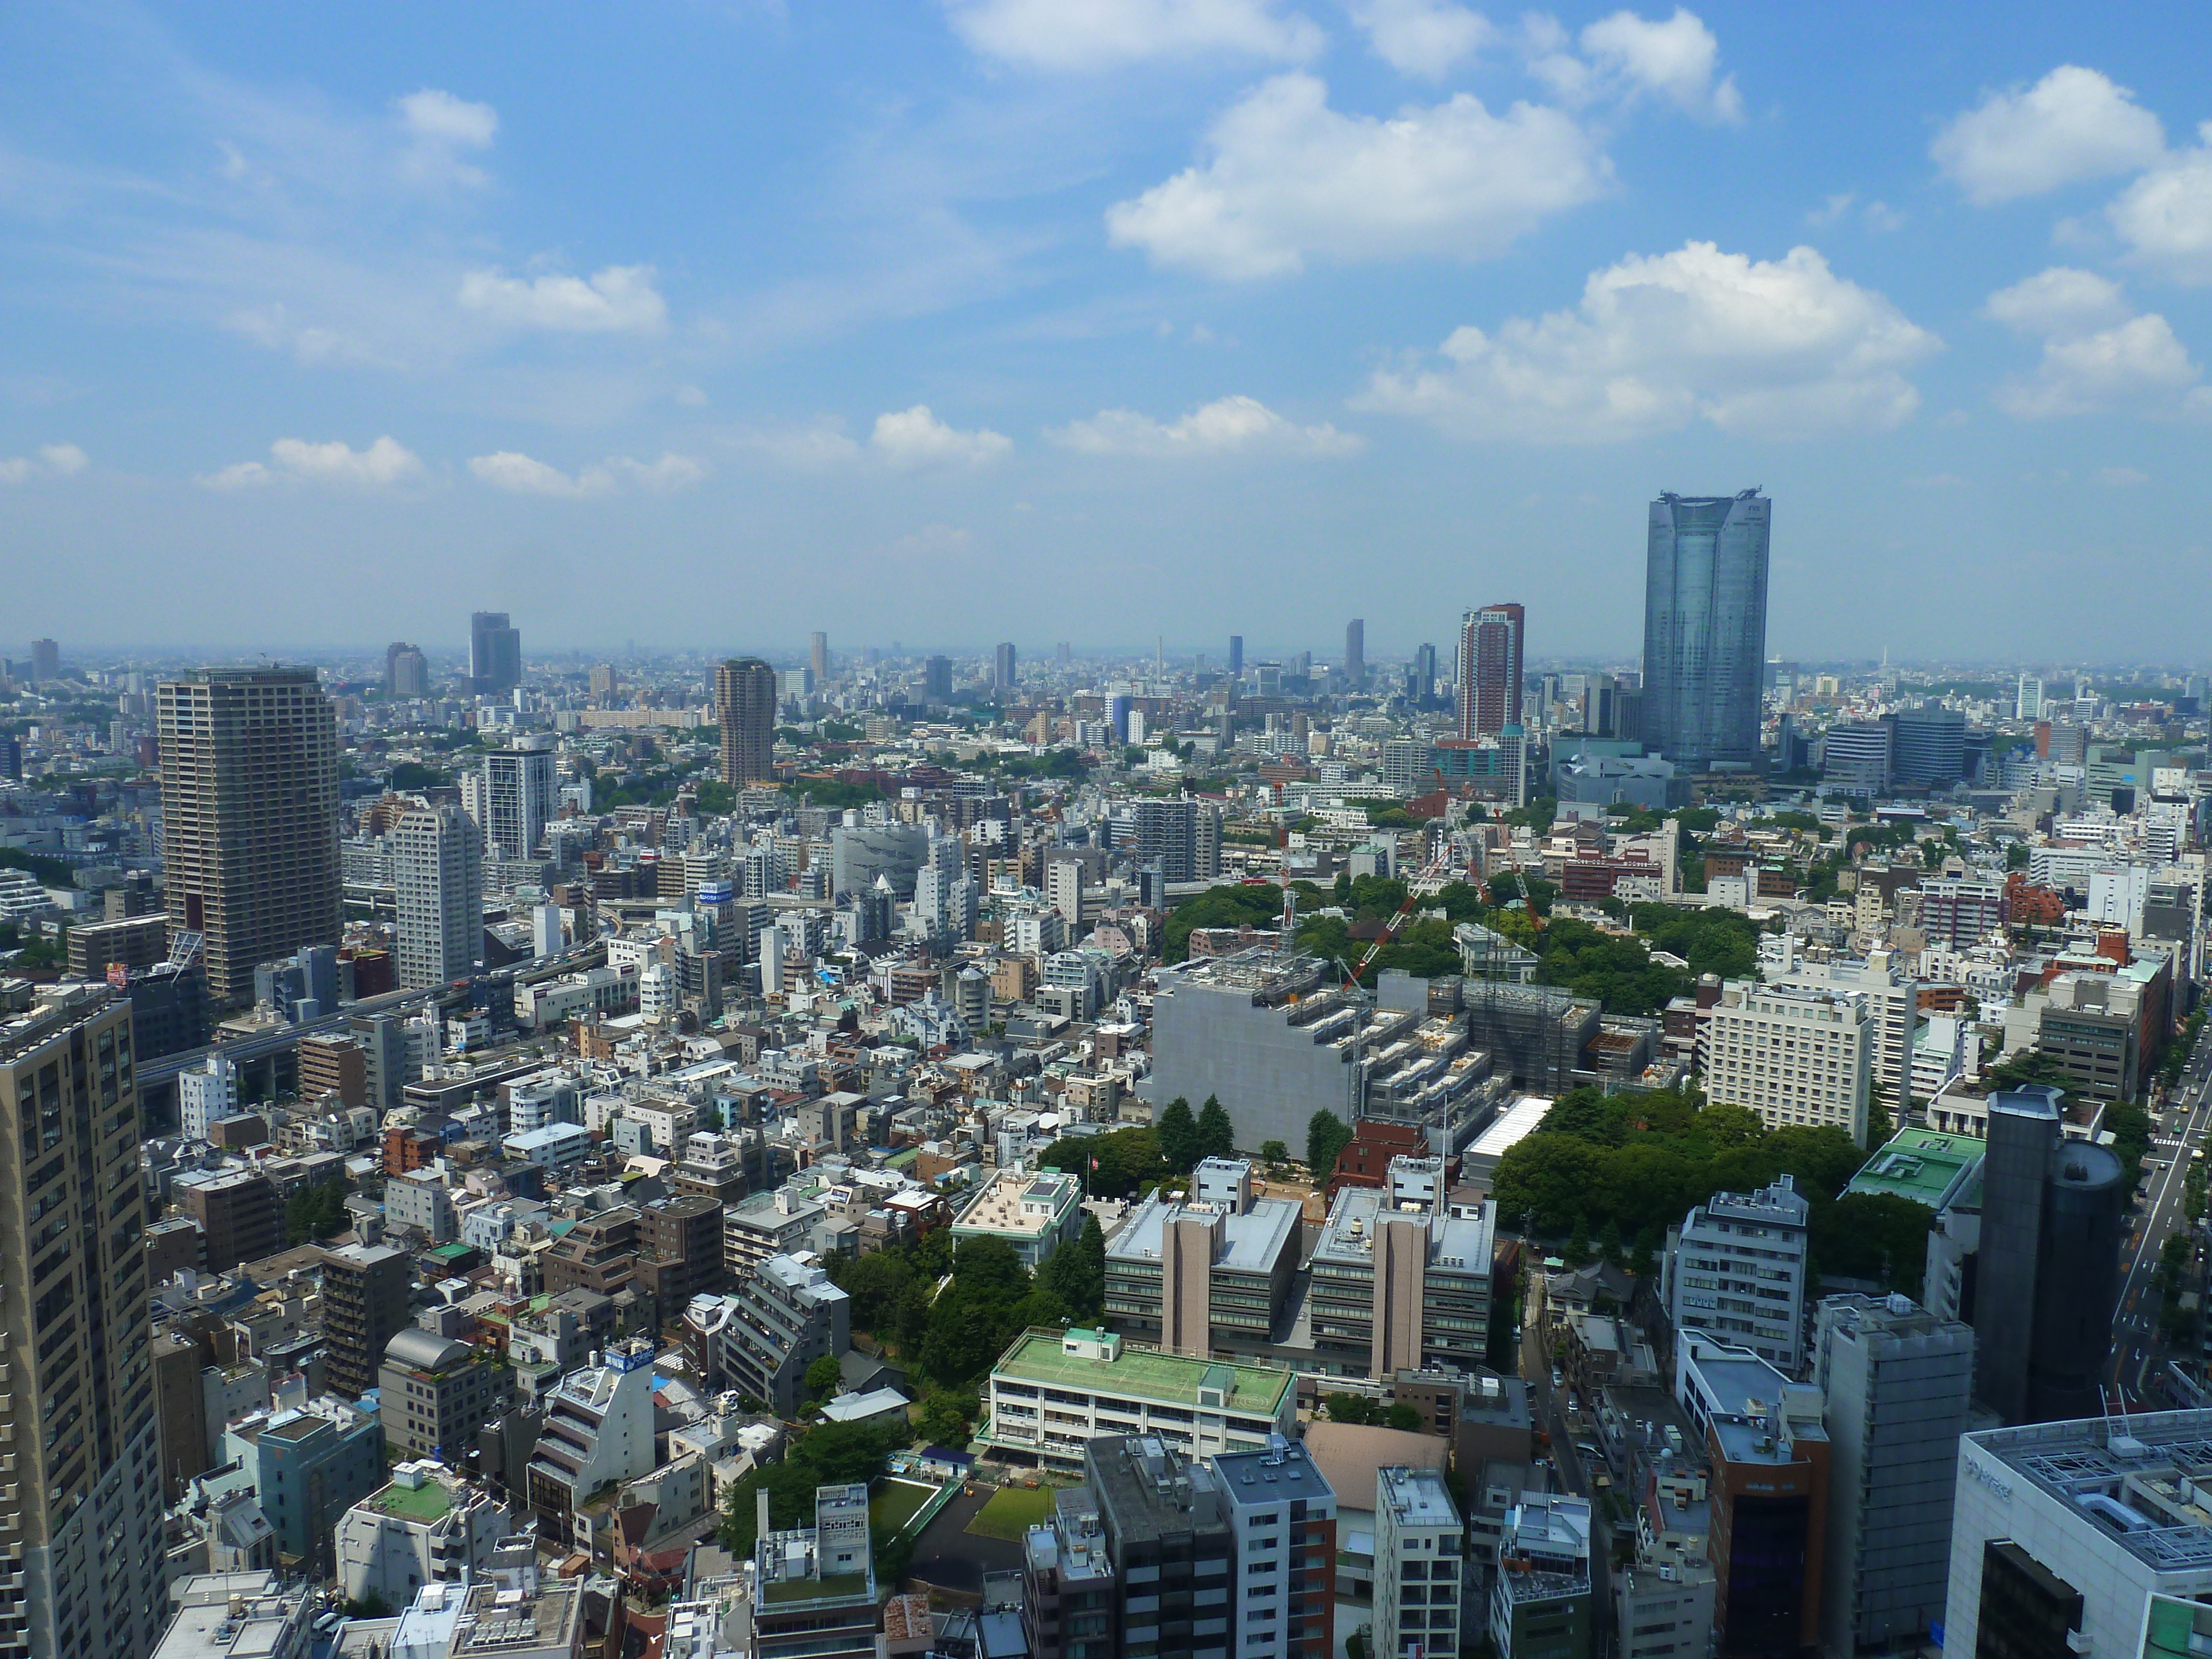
[482,737,559,863]
[394,803,483,989]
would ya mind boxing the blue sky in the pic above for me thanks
[4,1,2210,665]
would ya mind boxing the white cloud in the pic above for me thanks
[1573,8,1740,122]
[197,436,423,489]
[2108,131,2212,283]
[727,420,865,469]
[2095,465,2150,486]
[1350,0,1491,81]
[1932,66,2165,205]
[224,303,382,368]
[458,265,669,334]
[870,406,1013,467]
[1984,270,2200,417]
[0,443,89,485]
[395,89,498,190]
[943,0,1325,69]
[1106,72,1606,278]
[674,384,710,408]
[468,451,705,497]
[1807,192,1903,233]
[1051,393,1364,455]
[1353,240,1938,441]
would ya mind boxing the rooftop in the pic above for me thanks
[1378,1464,1460,1530]
[992,1329,1292,1416]
[1107,1190,1301,1274]
[1970,1407,2212,1573]
[1211,1440,1335,1507]
[953,1168,1079,1237]
[361,1473,455,1524]
[1843,1127,1985,1211]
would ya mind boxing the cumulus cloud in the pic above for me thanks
[1572,8,1739,121]
[2108,131,2212,283]
[395,89,498,189]
[1984,268,2201,418]
[1351,0,1491,80]
[1353,240,1938,441]
[869,406,1012,467]
[1050,394,1364,455]
[1932,66,2165,205]
[1106,72,1606,278]
[458,265,669,334]
[197,436,423,489]
[0,443,90,485]
[943,0,1325,69]
[468,451,705,497]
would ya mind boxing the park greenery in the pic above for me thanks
[1323,1391,1425,1432]
[284,1176,351,1245]
[716,1417,910,1556]
[1491,1086,1937,1292]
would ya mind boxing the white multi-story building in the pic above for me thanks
[1210,1439,1339,1659]
[1701,979,1873,1144]
[640,962,679,1022]
[1661,1176,1811,1374]
[394,803,482,990]
[523,1339,658,1541]
[335,1462,524,1608]
[180,1051,238,1140]
[1762,940,1916,1110]
[1378,1465,1469,1659]
[1044,858,1084,929]
[481,740,559,864]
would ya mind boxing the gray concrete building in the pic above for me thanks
[1308,1175,1496,1379]
[1103,1159,1302,1355]
[1661,1176,1811,1374]
[1812,1293,1974,1657]
[717,1253,849,1417]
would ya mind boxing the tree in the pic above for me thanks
[1563,1212,1593,1267]
[1307,1110,1354,1183]
[917,1389,975,1447]
[1039,1216,1106,1323]
[1598,1217,1624,1268]
[1195,1097,1236,1163]
[1325,1391,1383,1425]
[1385,1403,1425,1433]
[1156,1098,1199,1173]
[1259,1140,1289,1170]
[804,1355,843,1403]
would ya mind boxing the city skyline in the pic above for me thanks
[4,8,2211,657]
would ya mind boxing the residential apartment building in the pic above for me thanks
[717,1254,851,1418]
[0,987,167,1659]
[321,1241,413,1399]
[394,802,482,989]
[379,1329,512,1464]
[982,1327,1297,1474]
[1762,940,1917,1110]
[754,1484,878,1659]
[1021,1486,1117,1659]
[1086,1436,1235,1659]
[174,1166,284,1272]
[1212,1439,1337,1659]
[1487,1490,1589,1659]
[524,1339,658,1540]
[1372,1465,1469,1659]
[334,1463,524,1609]
[1661,1176,1811,1375]
[223,1396,385,1577]
[724,1186,826,1281]
[481,740,558,863]
[1700,980,1873,1144]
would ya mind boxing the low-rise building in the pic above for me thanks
[222,1396,385,1577]
[951,1167,1084,1268]
[379,1328,512,1463]
[151,1572,316,1659]
[335,1460,525,1608]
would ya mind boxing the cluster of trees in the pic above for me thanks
[1323,1391,1424,1431]
[0,847,72,886]
[1154,1097,1236,1171]
[1036,1126,1173,1199]
[1306,1110,1354,1183]
[790,778,888,811]
[1491,1087,1936,1292]
[717,1417,909,1556]
[285,1175,350,1245]
[2160,1011,2208,1088]
[1160,882,1319,964]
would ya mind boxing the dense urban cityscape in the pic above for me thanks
[10,6,2212,1659]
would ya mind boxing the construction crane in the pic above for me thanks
[1342,847,1453,988]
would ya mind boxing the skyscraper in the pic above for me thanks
[1455,602,1525,738]
[482,737,559,863]
[394,802,483,989]
[1343,618,1365,690]
[715,658,777,786]
[922,655,952,701]
[1227,635,1244,678]
[158,666,341,1007]
[994,641,1018,690]
[384,642,429,698]
[1642,489,1771,770]
[468,611,522,693]
[0,985,167,1659]
[809,632,829,681]
[28,638,59,682]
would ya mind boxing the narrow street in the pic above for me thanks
[2112,1036,2212,1401]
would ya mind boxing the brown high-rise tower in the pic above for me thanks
[1456,603,1524,739]
[716,657,777,786]
[157,666,341,1007]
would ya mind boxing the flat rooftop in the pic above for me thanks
[1843,1126,1984,1211]
[1212,1441,1334,1507]
[1107,1192,1301,1274]
[361,1477,453,1524]
[1973,1408,2212,1574]
[1466,1094,1556,1162]
[993,1330,1292,1416]
[953,1169,1077,1237]
[1312,1185,1493,1275]
[1378,1464,1460,1530]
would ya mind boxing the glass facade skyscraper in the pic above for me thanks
[1642,489,1770,771]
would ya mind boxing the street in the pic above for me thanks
[1520,1284,1616,1657]
[2110,1034,2212,1402]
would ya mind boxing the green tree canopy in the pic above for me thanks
[1156,1098,1199,1173]
[1195,1097,1236,1163]
[1307,1110,1354,1182]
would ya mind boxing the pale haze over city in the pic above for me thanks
[6,7,2212,1659]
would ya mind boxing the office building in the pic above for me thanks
[1344,618,1365,690]
[1129,797,1220,884]
[716,1254,851,1417]
[524,1338,658,1538]
[385,641,430,698]
[1700,979,1873,1143]
[1688,1345,1829,1656]
[394,802,482,989]
[982,1327,1297,1473]
[1022,1485,1118,1659]
[223,1396,384,1577]
[1105,1160,1303,1354]
[1763,940,1917,1110]
[0,988,166,1659]
[1811,1294,1973,1657]
[158,666,341,1007]
[150,1573,315,1659]
[1821,722,1892,796]
[321,1241,413,1399]
[1944,1408,2212,1659]
[1212,1439,1337,1659]
[468,611,521,693]
[1227,635,1244,678]
[1147,951,1360,1154]
[1458,603,1525,738]
[754,1484,878,1659]
[28,637,59,682]
[922,655,953,700]
[1917,875,2008,950]
[379,1329,513,1463]
[1974,1083,2125,1425]
[1308,1178,1498,1379]
[1413,641,1438,703]
[994,641,1018,689]
[714,656,776,785]
[1891,704,1966,790]
[125,957,210,1061]
[1642,489,1770,770]
[174,1167,284,1272]
[2015,674,2044,721]
[809,630,829,681]
[1487,1490,1588,1659]
[1661,1175,1811,1374]
[951,1168,1084,1269]
[481,738,557,863]
[335,1463,524,1610]
[1086,1436,1234,1659]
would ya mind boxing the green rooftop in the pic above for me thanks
[364,1477,452,1523]
[1844,1126,1985,1211]
[992,1330,1293,1415]
[762,1572,870,1606]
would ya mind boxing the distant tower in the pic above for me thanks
[1642,490,1770,771]
[716,658,778,786]
[1455,603,1525,739]
[994,642,1018,690]
[810,632,829,682]
[1228,635,1244,679]
[1344,619,1365,691]
[923,656,953,701]
[468,611,521,693]
[29,638,59,682]
[385,642,429,698]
